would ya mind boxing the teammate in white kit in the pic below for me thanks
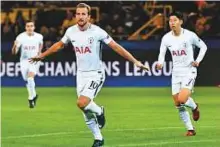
[156,12,207,136]
[30,3,148,147]
[12,20,43,109]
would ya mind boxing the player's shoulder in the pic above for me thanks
[17,32,26,38]
[90,24,100,30]
[16,32,28,41]
[34,32,43,38]
[66,25,78,33]
[183,28,195,36]
[161,31,172,41]
[90,24,105,32]
[183,28,199,40]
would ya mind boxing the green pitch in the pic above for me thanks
[1,87,220,147]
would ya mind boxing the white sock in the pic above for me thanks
[26,83,32,100]
[84,101,102,115]
[83,112,103,140]
[185,97,197,110]
[27,77,36,100]
[177,106,194,130]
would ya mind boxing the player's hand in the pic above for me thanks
[156,63,163,70]
[191,61,199,67]
[13,40,19,46]
[134,61,149,71]
[29,56,43,64]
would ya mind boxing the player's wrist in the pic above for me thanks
[134,60,141,66]
[195,60,200,64]
[38,55,44,60]
[156,62,162,66]
[156,63,163,69]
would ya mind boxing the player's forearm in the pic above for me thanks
[113,44,138,64]
[12,45,17,55]
[195,41,207,63]
[39,41,63,59]
[157,51,166,65]
[158,57,164,65]
[157,43,167,65]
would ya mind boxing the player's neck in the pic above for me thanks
[78,23,91,31]
[172,28,182,36]
[26,32,34,36]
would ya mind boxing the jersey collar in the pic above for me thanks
[26,32,34,36]
[77,23,92,31]
[172,28,184,36]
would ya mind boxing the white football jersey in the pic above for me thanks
[16,32,43,61]
[158,28,207,76]
[61,24,113,71]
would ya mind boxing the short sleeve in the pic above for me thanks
[61,29,70,44]
[15,35,22,48]
[98,28,113,44]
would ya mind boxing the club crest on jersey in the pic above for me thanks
[182,42,187,48]
[88,37,94,44]
[172,50,187,56]
[74,46,91,54]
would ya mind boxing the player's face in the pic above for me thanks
[25,22,35,34]
[75,7,90,27]
[169,16,182,31]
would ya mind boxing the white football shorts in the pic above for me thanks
[76,69,105,99]
[172,71,197,95]
[20,60,40,81]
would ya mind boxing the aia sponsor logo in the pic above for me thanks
[172,50,187,56]
[24,46,36,50]
[74,46,91,54]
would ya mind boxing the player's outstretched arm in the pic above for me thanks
[29,41,64,63]
[12,41,18,55]
[107,40,149,71]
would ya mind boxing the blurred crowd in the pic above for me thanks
[163,1,220,39]
[1,1,220,44]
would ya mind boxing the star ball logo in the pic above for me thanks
[88,37,94,44]
[183,42,187,48]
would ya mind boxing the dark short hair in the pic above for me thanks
[168,11,183,20]
[25,20,34,24]
[76,3,91,15]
